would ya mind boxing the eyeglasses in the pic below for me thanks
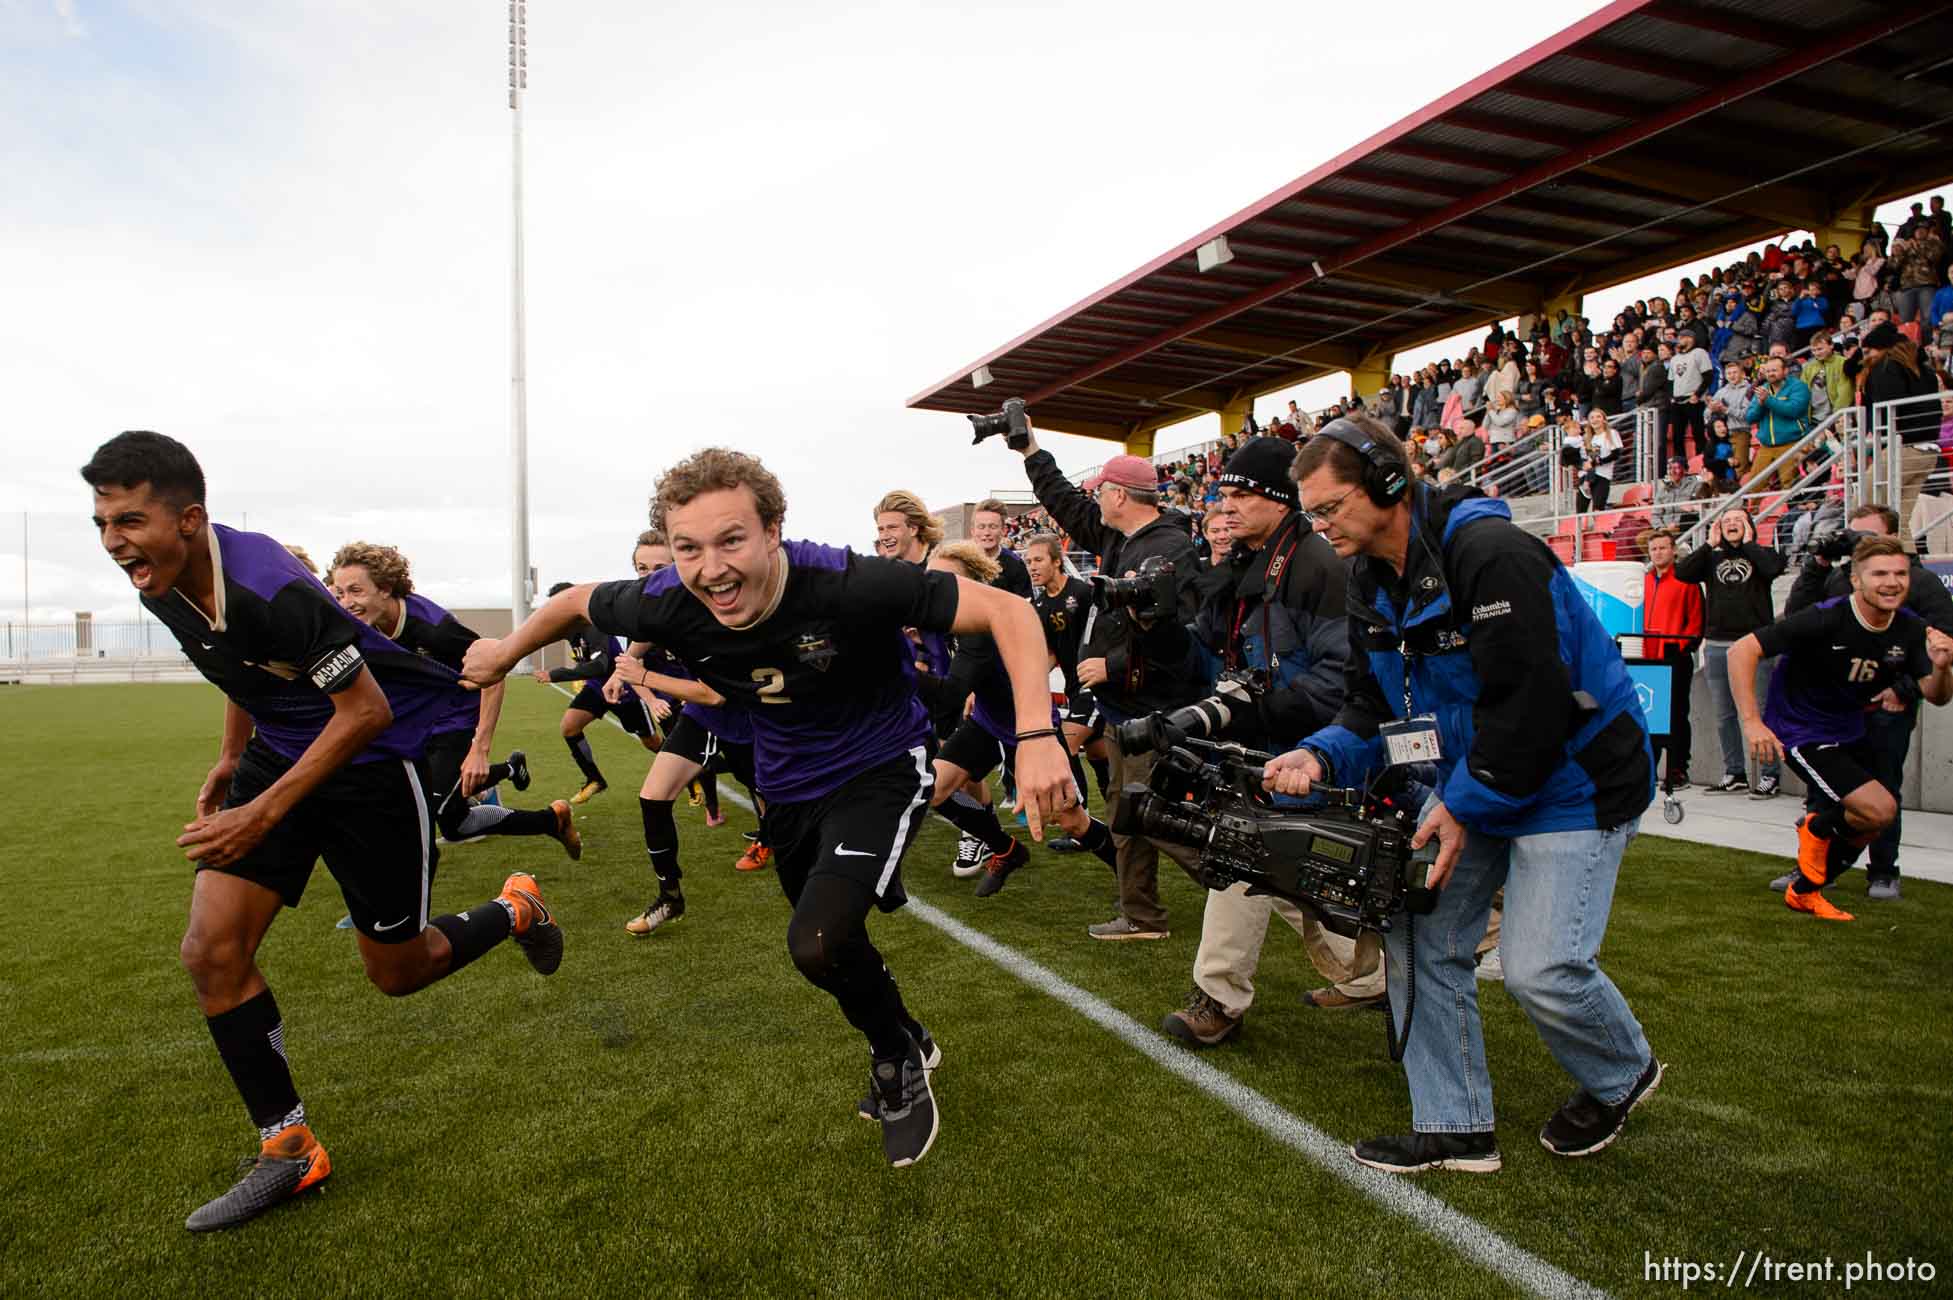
[1304,488,1360,524]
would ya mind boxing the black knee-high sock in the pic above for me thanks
[933,797,1015,855]
[1067,753,1090,810]
[1807,806,1847,840]
[787,878,910,1060]
[482,760,512,788]
[206,988,302,1134]
[1089,756,1111,800]
[479,807,558,837]
[1077,817,1118,867]
[431,900,514,973]
[566,733,604,786]
[640,796,683,890]
[699,770,720,817]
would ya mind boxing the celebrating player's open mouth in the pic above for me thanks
[91,480,195,598]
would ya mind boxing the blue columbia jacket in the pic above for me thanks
[1301,483,1652,837]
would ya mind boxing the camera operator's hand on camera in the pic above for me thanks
[1412,801,1466,890]
[1261,748,1323,798]
[1077,657,1108,689]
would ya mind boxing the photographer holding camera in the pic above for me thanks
[1002,423,1204,940]
[1778,504,1953,899]
[1263,415,1661,1175]
[1134,436,1385,1043]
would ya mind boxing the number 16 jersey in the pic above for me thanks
[1754,596,1930,748]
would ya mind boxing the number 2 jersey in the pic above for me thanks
[586,540,960,802]
[1755,596,1931,749]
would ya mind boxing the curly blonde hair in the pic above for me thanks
[652,448,788,534]
[328,541,412,597]
[930,539,1000,584]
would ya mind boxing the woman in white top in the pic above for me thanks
[1579,408,1625,511]
[1484,390,1522,448]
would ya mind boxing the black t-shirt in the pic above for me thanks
[391,592,484,735]
[1032,577,1093,695]
[1756,597,1931,747]
[144,524,455,763]
[990,546,1034,598]
[586,540,960,802]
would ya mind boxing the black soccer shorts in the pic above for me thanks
[1783,737,1887,809]
[570,681,658,737]
[211,738,435,944]
[1063,689,1102,732]
[766,745,934,915]
[937,717,1007,782]
[664,709,759,794]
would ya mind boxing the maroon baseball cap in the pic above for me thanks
[1083,454,1157,492]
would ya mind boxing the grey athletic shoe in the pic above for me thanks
[185,1125,330,1232]
[869,1037,939,1167]
[1767,870,1830,893]
[857,1028,941,1120]
[1866,877,1901,901]
[1088,916,1169,941]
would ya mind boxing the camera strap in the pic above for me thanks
[1228,531,1302,675]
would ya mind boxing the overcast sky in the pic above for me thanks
[4,0,1918,625]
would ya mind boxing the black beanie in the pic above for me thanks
[1217,436,1298,508]
[1861,321,1901,351]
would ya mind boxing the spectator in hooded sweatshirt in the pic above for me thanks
[1675,508,1785,798]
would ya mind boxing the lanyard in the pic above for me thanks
[1228,531,1301,673]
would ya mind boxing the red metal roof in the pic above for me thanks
[909,0,1953,442]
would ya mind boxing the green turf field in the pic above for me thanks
[2,681,1948,1298]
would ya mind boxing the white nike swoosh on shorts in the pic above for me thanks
[372,915,410,932]
[834,845,877,857]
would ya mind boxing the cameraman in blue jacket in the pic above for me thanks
[1263,415,1662,1176]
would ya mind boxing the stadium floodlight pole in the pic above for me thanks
[508,1,533,653]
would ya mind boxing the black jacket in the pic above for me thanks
[1675,539,1786,641]
[1023,449,1203,719]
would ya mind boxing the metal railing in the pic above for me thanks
[1668,406,1861,555]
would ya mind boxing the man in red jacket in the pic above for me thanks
[1643,529,1705,786]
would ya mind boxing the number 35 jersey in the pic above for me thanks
[587,540,961,803]
[1754,596,1930,748]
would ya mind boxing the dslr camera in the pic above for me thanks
[1112,668,1265,755]
[1091,555,1176,621]
[1111,738,1438,933]
[1809,528,1869,562]
[968,397,1032,450]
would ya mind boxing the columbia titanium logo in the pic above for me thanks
[1471,600,1512,622]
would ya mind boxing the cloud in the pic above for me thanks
[53,0,86,38]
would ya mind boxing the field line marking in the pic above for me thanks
[539,685,1605,1298]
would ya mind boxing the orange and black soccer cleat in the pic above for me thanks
[548,799,582,861]
[736,842,772,873]
[497,872,565,973]
[1785,882,1854,922]
[1794,814,1832,888]
[184,1124,331,1232]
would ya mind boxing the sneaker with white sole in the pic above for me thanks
[857,1028,941,1120]
[1475,947,1505,982]
[1866,877,1901,901]
[1539,1056,1664,1156]
[1350,1130,1502,1174]
[1088,916,1168,941]
[1748,776,1781,799]
[869,1037,939,1167]
[951,834,985,878]
[1701,774,1748,795]
[624,891,685,937]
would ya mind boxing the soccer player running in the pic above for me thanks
[82,431,563,1232]
[605,529,770,936]
[532,579,662,804]
[327,542,580,858]
[462,449,1073,1168]
[1728,535,1953,921]
[921,542,1120,897]
[1023,531,1111,837]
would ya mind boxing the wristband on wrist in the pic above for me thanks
[1015,727,1062,743]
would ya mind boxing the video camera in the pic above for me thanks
[1111,668,1264,755]
[1809,528,1869,562]
[968,397,1032,450]
[1110,738,1438,933]
[1091,555,1177,621]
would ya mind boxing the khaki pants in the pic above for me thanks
[1729,428,1753,476]
[1103,744,1202,931]
[1897,444,1940,543]
[1193,883,1383,1014]
[1746,441,1803,491]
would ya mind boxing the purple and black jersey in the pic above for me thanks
[636,641,754,743]
[546,626,622,686]
[946,631,1059,746]
[1756,597,1931,748]
[389,592,483,737]
[1032,576,1092,696]
[144,524,456,763]
[586,540,959,803]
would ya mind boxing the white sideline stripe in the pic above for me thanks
[547,680,1603,1298]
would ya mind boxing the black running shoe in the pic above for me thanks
[869,1036,939,1167]
[857,1028,941,1120]
[1350,1130,1502,1174]
[185,1125,331,1232]
[973,840,1029,898]
[1539,1056,1664,1157]
[1700,774,1747,795]
[1748,776,1781,800]
[505,749,531,792]
[1045,835,1083,854]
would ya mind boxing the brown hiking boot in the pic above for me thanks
[1161,987,1241,1047]
[1302,985,1386,1012]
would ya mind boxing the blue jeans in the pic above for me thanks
[1384,811,1651,1133]
[1702,640,1779,781]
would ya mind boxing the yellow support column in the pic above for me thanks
[1123,427,1155,458]
[1814,202,1878,257]
[1542,291,1584,338]
[1217,397,1256,440]
[1347,358,1390,410]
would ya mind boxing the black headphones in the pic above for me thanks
[1314,418,1409,507]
